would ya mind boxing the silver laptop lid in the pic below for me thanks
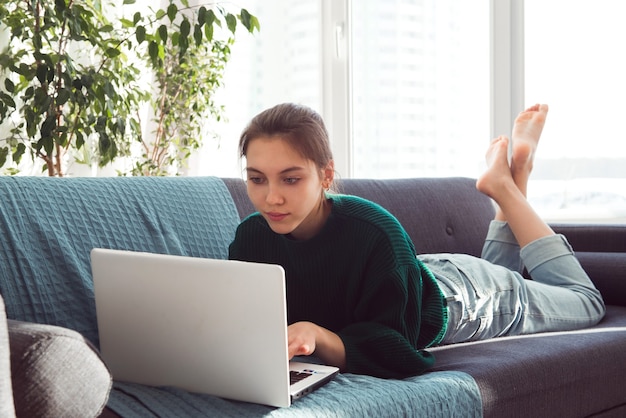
[91,248,292,407]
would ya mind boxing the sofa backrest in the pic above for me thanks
[0,176,240,346]
[226,177,626,308]
[223,177,495,257]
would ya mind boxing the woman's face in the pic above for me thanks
[244,135,333,240]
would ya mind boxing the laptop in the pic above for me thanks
[90,248,339,408]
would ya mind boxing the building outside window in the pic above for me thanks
[350,0,489,179]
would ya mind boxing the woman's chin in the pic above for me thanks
[267,221,296,236]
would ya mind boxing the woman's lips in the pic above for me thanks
[266,212,288,222]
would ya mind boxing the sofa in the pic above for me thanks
[0,175,625,417]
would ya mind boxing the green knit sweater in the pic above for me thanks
[228,194,447,379]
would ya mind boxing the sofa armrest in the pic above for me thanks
[9,320,112,418]
[0,296,16,417]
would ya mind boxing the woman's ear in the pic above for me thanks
[322,160,335,190]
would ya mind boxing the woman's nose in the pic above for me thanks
[265,184,284,205]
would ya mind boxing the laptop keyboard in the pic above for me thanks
[290,370,313,385]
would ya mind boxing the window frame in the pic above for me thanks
[321,0,353,177]
[490,0,524,141]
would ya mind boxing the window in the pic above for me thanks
[523,0,626,222]
[195,0,490,182]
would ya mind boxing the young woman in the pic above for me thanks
[228,103,605,379]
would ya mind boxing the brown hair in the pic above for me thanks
[238,103,334,171]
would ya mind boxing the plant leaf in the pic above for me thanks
[158,24,168,43]
[4,79,14,93]
[0,147,8,168]
[55,0,66,15]
[105,48,121,58]
[225,13,237,34]
[13,143,26,163]
[167,3,177,22]
[56,88,71,106]
[198,6,207,26]
[119,18,135,28]
[193,24,202,46]
[240,9,251,29]
[38,134,54,156]
[0,92,16,109]
[249,15,261,32]
[136,25,146,44]
[204,22,214,42]
[148,40,159,60]
[206,10,216,27]
[36,64,47,84]
[180,18,190,38]
[40,115,56,139]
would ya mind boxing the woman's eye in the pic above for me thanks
[284,177,299,185]
[248,177,265,184]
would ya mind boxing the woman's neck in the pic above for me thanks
[288,196,332,241]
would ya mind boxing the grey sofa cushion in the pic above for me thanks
[9,320,112,418]
[431,305,626,418]
[0,296,16,418]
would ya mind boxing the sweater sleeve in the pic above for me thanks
[339,322,435,378]
[336,260,442,379]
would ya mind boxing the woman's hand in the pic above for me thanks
[287,321,346,370]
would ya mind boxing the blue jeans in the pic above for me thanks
[418,221,606,344]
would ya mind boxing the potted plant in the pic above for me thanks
[0,0,258,176]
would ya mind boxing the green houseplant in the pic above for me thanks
[0,0,145,176]
[0,0,258,176]
[125,2,259,176]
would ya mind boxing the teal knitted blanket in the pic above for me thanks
[109,371,481,417]
[0,176,240,345]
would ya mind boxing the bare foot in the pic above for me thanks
[510,104,549,193]
[476,135,516,200]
